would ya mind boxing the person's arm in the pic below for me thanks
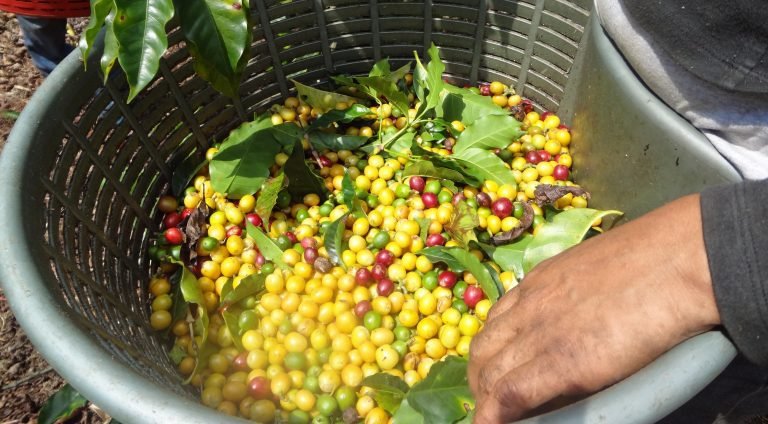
[468,193,721,423]
[467,179,768,422]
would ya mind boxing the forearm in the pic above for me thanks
[702,179,768,367]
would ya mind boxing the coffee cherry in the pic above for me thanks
[304,247,319,264]
[164,227,184,245]
[377,278,395,296]
[438,271,458,289]
[375,249,395,267]
[355,268,373,286]
[553,164,569,181]
[452,192,466,205]
[409,176,426,193]
[245,213,262,227]
[525,150,540,164]
[426,233,446,247]
[492,198,513,219]
[371,263,387,281]
[463,285,484,309]
[163,212,182,229]
[422,192,438,209]
[475,192,491,208]
[354,300,372,318]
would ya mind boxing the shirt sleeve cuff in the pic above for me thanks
[701,179,768,367]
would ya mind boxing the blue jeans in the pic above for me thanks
[16,15,73,76]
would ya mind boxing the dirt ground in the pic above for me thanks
[0,12,103,424]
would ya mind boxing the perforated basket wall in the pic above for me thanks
[6,0,592,417]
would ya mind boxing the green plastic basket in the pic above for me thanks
[0,1,740,423]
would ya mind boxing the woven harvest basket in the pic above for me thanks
[0,0,89,17]
[0,1,741,423]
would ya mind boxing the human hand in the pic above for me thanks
[468,194,721,423]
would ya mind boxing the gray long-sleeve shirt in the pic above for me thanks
[598,0,768,366]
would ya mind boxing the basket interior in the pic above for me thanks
[34,0,592,399]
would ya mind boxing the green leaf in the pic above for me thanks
[444,200,479,248]
[256,172,285,226]
[454,409,475,424]
[308,132,370,152]
[167,269,189,333]
[342,172,365,218]
[192,342,218,384]
[176,264,210,382]
[389,63,412,82]
[409,145,481,186]
[224,112,274,141]
[488,234,532,280]
[416,217,431,242]
[293,80,359,112]
[522,209,623,273]
[112,0,175,102]
[271,122,305,149]
[38,384,88,424]
[402,160,466,182]
[310,103,373,130]
[220,272,267,307]
[100,10,119,83]
[392,399,425,424]
[413,44,445,112]
[1,110,20,120]
[355,76,411,116]
[283,139,329,201]
[246,222,289,271]
[436,84,507,126]
[369,58,391,77]
[419,247,466,272]
[324,213,349,269]
[453,114,523,155]
[213,122,300,199]
[424,247,500,302]
[221,305,243,350]
[79,0,114,63]
[369,60,410,81]
[208,118,281,198]
[388,131,415,155]
[453,147,516,186]
[362,373,410,415]
[168,344,186,365]
[171,154,206,197]
[406,356,474,424]
[175,0,250,97]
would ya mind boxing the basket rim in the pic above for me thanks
[0,10,738,424]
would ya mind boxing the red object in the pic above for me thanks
[438,271,458,289]
[425,233,446,247]
[463,286,485,309]
[0,1,90,18]
[164,227,184,245]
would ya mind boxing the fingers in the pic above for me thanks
[486,283,522,322]
[467,291,526,394]
[473,354,573,424]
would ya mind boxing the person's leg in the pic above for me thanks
[658,354,768,423]
[16,15,73,76]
